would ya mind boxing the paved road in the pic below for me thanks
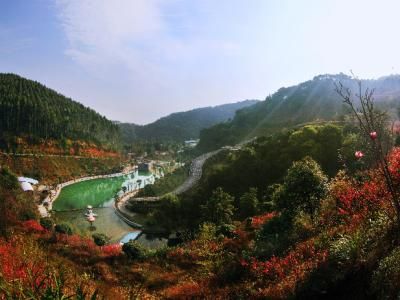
[172,149,221,194]
[131,149,222,203]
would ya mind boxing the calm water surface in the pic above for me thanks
[53,171,167,247]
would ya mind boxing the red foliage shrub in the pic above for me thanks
[251,212,276,229]
[22,220,45,233]
[164,281,204,298]
[0,237,50,293]
[101,244,122,257]
[241,239,328,298]
[166,247,199,265]
[388,147,400,183]
[56,234,99,257]
[331,171,389,221]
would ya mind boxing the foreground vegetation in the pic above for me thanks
[3,146,400,298]
[3,80,400,299]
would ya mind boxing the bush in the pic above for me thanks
[329,234,359,266]
[40,217,54,230]
[255,214,292,258]
[19,210,37,221]
[0,167,19,190]
[55,223,73,235]
[372,247,400,299]
[275,157,327,220]
[92,233,110,247]
[122,240,147,259]
[216,223,236,238]
[22,220,44,232]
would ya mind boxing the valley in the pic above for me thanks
[3,73,400,298]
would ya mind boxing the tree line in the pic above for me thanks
[0,73,120,150]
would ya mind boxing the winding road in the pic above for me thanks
[129,149,221,203]
[114,149,222,227]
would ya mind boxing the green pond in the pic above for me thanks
[53,171,153,211]
[52,171,167,247]
[53,176,125,211]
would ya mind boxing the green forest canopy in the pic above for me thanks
[0,73,120,150]
[197,74,400,152]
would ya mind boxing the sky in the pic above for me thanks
[1,0,400,124]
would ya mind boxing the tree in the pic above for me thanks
[55,223,73,235]
[153,194,181,230]
[92,233,110,247]
[0,167,20,236]
[275,157,327,220]
[335,79,400,223]
[239,187,259,219]
[201,187,235,226]
[122,240,147,259]
[40,217,54,230]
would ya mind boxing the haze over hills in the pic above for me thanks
[197,74,400,151]
[118,100,258,144]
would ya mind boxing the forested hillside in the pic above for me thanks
[198,74,400,151]
[0,73,121,151]
[119,100,258,143]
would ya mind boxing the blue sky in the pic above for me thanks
[1,0,400,124]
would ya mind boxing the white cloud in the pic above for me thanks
[56,0,164,70]
[54,0,244,123]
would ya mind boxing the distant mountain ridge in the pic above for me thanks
[119,100,259,143]
[197,74,400,151]
[0,73,258,151]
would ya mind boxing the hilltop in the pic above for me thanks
[198,74,400,151]
[0,73,121,154]
[118,100,258,143]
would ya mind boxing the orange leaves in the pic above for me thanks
[0,237,51,295]
[164,281,204,299]
[250,212,276,229]
[101,244,122,257]
[388,147,400,183]
[330,170,389,221]
[21,220,45,233]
